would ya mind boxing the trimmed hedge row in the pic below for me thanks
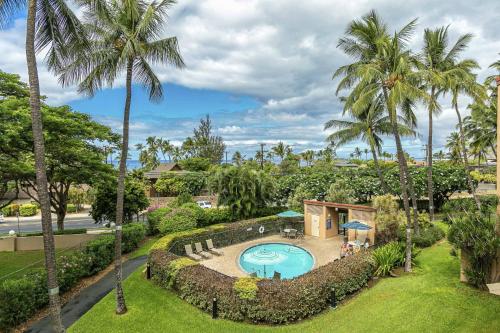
[149,250,373,324]
[22,228,88,237]
[0,223,146,331]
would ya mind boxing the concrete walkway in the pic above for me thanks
[25,255,148,333]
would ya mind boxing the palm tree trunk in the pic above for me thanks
[25,0,65,331]
[114,58,133,315]
[454,104,481,209]
[427,88,435,222]
[382,87,412,272]
[368,136,389,193]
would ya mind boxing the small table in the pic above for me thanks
[283,228,296,238]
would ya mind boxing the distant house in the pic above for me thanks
[145,163,183,197]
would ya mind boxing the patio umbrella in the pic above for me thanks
[276,210,304,218]
[339,220,372,242]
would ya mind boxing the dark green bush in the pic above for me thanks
[0,223,146,331]
[158,207,197,235]
[22,228,88,237]
[147,207,172,235]
[412,225,445,248]
[149,250,373,324]
[197,207,232,227]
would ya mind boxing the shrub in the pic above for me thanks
[147,207,172,235]
[197,208,232,227]
[1,203,19,217]
[373,242,402,276]
[233,277,260,300]
[66,203,77,213]
[23,228,87,237]
[158,208,197,235]
[0,223,145,331]
[448,213,499,288]
[169,192,194,207]
[373,195,404,243]
[181,202,206,225]
[441,195,498,222]
[325,178,355,204]
[150,250,373,324]
[19,204,37,217]
[412,225,445,248]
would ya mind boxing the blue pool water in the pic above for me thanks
[239,243,314,279]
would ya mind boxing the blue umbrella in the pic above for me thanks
[339,220,372,230]
[276,210,304,218]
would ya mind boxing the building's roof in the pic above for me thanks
[144,163,183,179]
[303,200,376,212]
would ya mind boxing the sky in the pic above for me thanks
[1,0,499,160]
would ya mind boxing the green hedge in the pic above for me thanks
[66,203,77,213]
[19,204,37,217]
[0,223,145,330]
[1,203,19,217]
[441,195,498,222]
[149,250,373,324]
[22,228,88,237]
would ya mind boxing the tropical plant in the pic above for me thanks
[1,0,86,328]
[232,151,244,166]
[325,96,414,192]
[372,242,403,276]
[448,213,499,288]
[334,11,426,270]
[300,150,315,166]
[418,26,478,220]
[271,141,291,162]
[373,195,405,242]
[210,166,274,218]
[60,0,184,314]
[325,178,355,204]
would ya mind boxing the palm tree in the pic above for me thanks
[449,70,485,210]
[334,11,427,271]
[301,150,315,166]
[1,0,85,330]
[353,147,362,159]
[158,137,173,162]
[418,26,475,220]
[446,132,462,162]
[60,0,184,314]
[363,148,369,160]
[232,151,244,166]
[271,141,290,162]
[325,97,414,193]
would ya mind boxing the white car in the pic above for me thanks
[196,201,212,209]
[0,213,4,223]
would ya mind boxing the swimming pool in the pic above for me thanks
[239,243,314,279]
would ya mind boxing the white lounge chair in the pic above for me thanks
[206,239,223,256]
[185,244,202,261]
[194,242,212,259]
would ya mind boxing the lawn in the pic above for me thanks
[69,240,500,333]
[0,248,75,280]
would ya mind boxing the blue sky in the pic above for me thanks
[1,0,499,160]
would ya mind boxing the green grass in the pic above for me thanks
[0,248,74,280]
[69,240,500,333]
[129,237,159,259]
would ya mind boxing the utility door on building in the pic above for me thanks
[311,214,320,237]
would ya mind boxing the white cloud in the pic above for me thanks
[1,0,499,158]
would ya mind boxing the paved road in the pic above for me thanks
[0,215,104,234]
[26,255,148,333]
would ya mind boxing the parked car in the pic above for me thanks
[196,201,212,209]
[0,213,4,223]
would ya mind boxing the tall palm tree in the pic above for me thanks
[445,132,462,162]
[271,141,290,162]
[60,0,184,314]
[353,147,362,159]
[158,137,173,162]
[449,70,485,209]
[325,97,414,193]
[334,11,427,271]
[301,150,315,166]
[1,0,85,330]
[418,26,475,220]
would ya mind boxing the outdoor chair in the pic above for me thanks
[296,230,304,239]
[206,239,223,256]
[194,242,212,259]
[272,271,281,280]
[280,228,286,238]
[288,229,297,239]
[184,244,202,261]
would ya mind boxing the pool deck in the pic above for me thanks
[200,234,343,277]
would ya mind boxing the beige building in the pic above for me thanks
[303,200,376,244]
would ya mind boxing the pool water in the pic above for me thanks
[239,243,314,279]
